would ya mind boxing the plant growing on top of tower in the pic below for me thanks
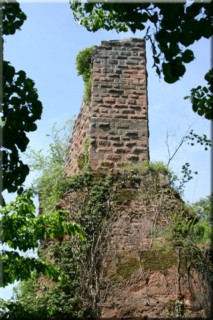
[76,46,95,105]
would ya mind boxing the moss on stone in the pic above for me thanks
[116,257,141,280]
[140,250,177,275]
[118,160,169,176]
[114,189,138,204]
[77,154,84,170]
[112,250,177,283]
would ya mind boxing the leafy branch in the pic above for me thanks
[0,190,82,287]
[184,69,213,120]
[70,2,212,87]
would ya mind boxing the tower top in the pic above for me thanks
[65,38,149,177]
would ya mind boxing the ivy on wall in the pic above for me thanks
[1,166,212,319]
[76,46,95,105]
[1,117,211,318]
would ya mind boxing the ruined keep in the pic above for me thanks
[65,38,149,176]
[61,39,211,318]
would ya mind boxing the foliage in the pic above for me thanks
[168,162,198,197]
[0,259,87,320]
[192,194,212,220]
[164,127,211,196]
[0,251,56,288]
[1,189,38,252]
[192,195,212,245]
[184,69,213,120]
[76,46,95,104]
[82,137,90,171]
[0,172,116,319]
[148,161,169,175]
[180,162,198,184]
[2,61,43,194]
[163,210,196,248]
[2,0,26,35]
[149,193,212,316]
[1,3,77,289]
[70,2,212,84]
[1,165,212,318]
[27,119,74,212]
[118,160,169,176]
[1,169,149,318]
[0,189,81,287]
[0,118,82,311]
[76,137,91,172]
[1,1,43,198]
[186,129,212,150]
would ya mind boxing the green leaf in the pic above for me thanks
[3,61,43,193]
[182,49,194,63]
[163,59,186,83]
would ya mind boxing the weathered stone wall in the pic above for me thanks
[65,102,90,176]
[96,173,209,318]
[62,38,211,318]
[89,39,149,170]
[65,38,149,177]
[58,171,210,319]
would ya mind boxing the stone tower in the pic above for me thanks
[65,38,149,177]
[61,39,211,318]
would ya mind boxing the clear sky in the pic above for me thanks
[1,1,211,300]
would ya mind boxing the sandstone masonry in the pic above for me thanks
[59,172,211,318]
[60,39,212,318]
[65,38,149,177]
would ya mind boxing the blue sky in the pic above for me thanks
[1,1,211,300]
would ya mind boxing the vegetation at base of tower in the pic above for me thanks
[77,137,91,172]
[0,107,211,318]
[76,46,95,105]
[70,1,213,120]
[192,195,212,246]
[0,172,117,319]
[1,164,212,318]
[1,1,43,201]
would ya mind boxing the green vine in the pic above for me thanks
[83,137,90,171]
[76,46,95,104]
[1,164,212,319]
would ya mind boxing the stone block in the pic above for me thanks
[125,142,137,148]
[112,142,124,147]
[103,97,116,104]
[114,148,129,154]
[114,104,127,109]
[125,131,139,138]
[127,154,139,161]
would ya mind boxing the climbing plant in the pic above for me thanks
[1,164,212,318]
[76,46,95,104]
